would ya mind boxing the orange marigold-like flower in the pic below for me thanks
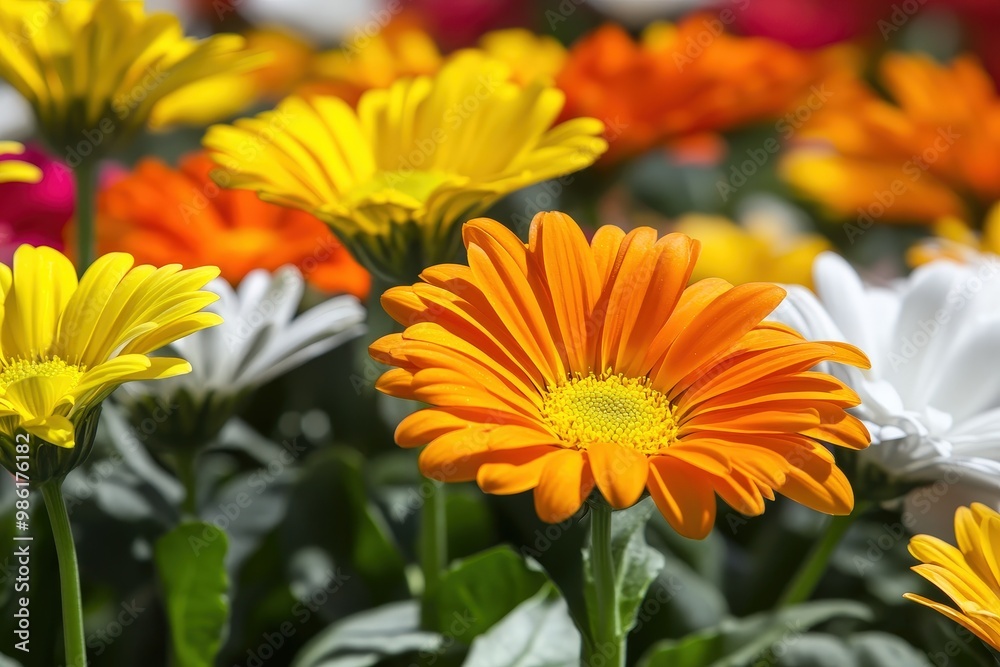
[557,18,846,162]
[97,153,369,298]
[371,212,870,538]
[905,503,1000,652]
[783,53,1000,225]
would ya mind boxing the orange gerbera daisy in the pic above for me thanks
[905,503,1000,651]
[557,18,847,162]
[97,153,369,298]
[371,212,870,538]
[783,53,1000,226]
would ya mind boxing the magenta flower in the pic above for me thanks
[0,144,74,263]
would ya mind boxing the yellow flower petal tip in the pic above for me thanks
[906,503,1000,652]
[0,142,42,184]
[373,211,870,538]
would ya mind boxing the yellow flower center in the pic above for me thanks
[541,372,679,454]
[0,357,84,392]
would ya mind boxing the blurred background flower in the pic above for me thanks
[120,266,365,450]
[0,144,74,262]
[205,52,607,282]
[556,17,851,163]
[782,53,1000,228]
[774,253,1000,537]
[97,152,370,298]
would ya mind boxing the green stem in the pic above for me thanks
[74,160,97,274]
[420,480,447,597]
[778,502,871,608]
[588,501,625,667]
[41,480,87,667]
[176,451,198,518]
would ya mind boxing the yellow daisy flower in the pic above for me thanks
[0,142,42,184]
[0,0,263,157]
[0,245,221,481]
[905,503,1000,651]
[204,52,607,281]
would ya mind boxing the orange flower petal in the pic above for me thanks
[647,457,717,539]
[588,441,649,509]
[533,449,594,523]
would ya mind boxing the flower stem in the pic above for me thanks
[176,451,198,518]
[420,480,447,597]
[74,160,97,274]
[588,501,625,667]
[41,480,87,667]
[778,501,871,608]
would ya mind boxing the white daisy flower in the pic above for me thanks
[771,252,1000,536]
[119,265,365,445]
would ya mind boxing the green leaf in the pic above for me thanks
[847,632,934,667]
[291,601,444,667]
[155,521,230,667]
[463,584,581,667]
[430,546,549,640]
[763,631,935,666]
[638,600,873,667]
[772,633,854,667]
[646,511,725,585]
[582,499,666,643]
[284,447,407,603]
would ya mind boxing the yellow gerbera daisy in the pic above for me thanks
[371,212,870,538]
[0,142,42,184]
[0,245,221,481]
[0,0,263,156]
[905,503,1000,651]
[204,52,607,281]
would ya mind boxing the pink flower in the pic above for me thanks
[0,144,74,263]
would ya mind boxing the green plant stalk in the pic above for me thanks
[420,480,447,596]
[176,450,198,518]
[778,501,872,608]
[588,501,625,667]
[41,480,87,667]
[74,160,97,274]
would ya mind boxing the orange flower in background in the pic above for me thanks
[371,212,870,538]
[905,503,1000,651]
[782,53,1000,226]
[97,153,369,298]
[557,18,848,162]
